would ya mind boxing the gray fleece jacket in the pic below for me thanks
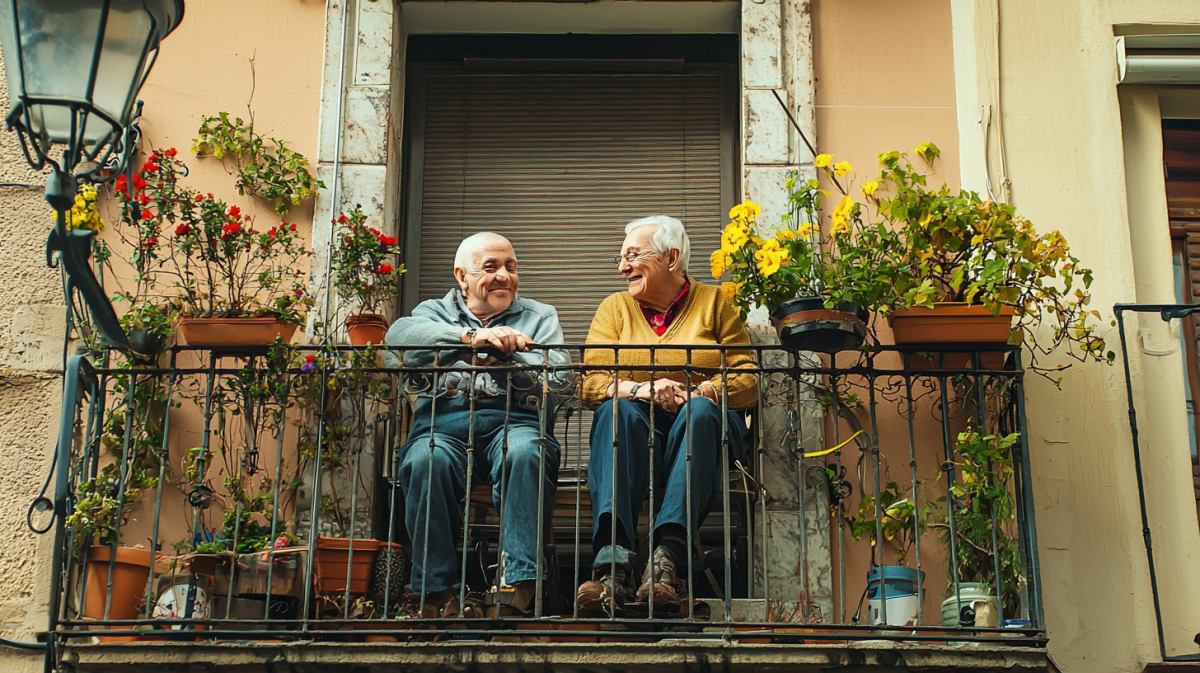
[385,289,572,413]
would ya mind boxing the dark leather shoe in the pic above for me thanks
[575,574,633,616]
[636,547,686,607]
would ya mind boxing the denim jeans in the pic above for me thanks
[587,397,748,568]
[399,406,559,594]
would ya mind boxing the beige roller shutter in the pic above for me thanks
[413,71,727,343]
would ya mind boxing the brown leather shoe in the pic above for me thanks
[399,590,461,619]
[636,547,686,607]
[575,574,633,616]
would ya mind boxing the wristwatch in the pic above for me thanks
[629,381,644,400]
[464,328,478,345]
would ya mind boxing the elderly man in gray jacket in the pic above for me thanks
[387,232,570,618]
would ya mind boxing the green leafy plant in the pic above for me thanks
[710,176,906,322]
[846,480,932,567]
[193,111,323,216]
[875,144,1111,368]
[66,368,171,548]
[330,206,405,316]
[934,428,1024,616]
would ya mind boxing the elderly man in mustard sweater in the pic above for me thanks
[576,215,758,616]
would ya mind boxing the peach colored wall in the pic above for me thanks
[812,0,964,624]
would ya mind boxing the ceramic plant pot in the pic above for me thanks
[345,313,389,346]
[178,317,297,349]
[770,296,868,352]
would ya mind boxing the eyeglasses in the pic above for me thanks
[611,250,659,266]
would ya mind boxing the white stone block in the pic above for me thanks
[342,85,390,165]
[745,89,791,165]
[742,0,783,89]
[356,0,394,86]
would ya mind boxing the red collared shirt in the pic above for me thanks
[638,280,690,336]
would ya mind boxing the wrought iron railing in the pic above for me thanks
[33,342,1045,654]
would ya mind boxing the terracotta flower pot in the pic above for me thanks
[770,296,868,352]
[346,313,389,346]
[83,546,154,622]
[887,303,1015,369]
[178,317,297,349]
[313,537,384,597]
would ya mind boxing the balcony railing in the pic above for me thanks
[34,341,1046,656]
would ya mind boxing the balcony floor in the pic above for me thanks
[64,640,1048,672]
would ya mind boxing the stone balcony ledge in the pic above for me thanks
[63,639,1049,673]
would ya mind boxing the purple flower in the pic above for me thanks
[301,362,315,374]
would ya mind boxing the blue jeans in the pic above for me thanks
[399,406,559,594]
[587,397,747,564]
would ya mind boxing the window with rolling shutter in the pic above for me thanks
[400,62,737,469]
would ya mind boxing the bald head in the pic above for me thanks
[453,232,519,320]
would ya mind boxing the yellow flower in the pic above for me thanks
[721,222,750,253]
[798,222,814,237]
[721,281,740,300]
[834,161,852,177]
[728,199,762,224]
[861,180,879,198]
[814,154,833,169]
[709,248,732,278]
[775,228,797,241]
[831,195,856,234]
[754,239,789,276]
[57,183,105,232]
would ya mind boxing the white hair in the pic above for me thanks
[454,232,510,273]
[625,215,690,271]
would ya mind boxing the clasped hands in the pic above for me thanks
[621,378,716,414]
[461,326,535,362]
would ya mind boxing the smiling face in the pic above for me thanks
[620,225,681,308]
[455,234,519,320]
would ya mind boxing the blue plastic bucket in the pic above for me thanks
[866,566,925,627]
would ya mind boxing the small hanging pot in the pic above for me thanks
[770,296,868,352]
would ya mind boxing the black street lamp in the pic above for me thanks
[1,0,183,350]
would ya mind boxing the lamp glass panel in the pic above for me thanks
[0,1,22,114]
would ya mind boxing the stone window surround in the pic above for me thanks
[308,0,828,617]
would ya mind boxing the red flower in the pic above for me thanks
[345,236,352,244]
[294,288,304,297]
[305,355,316,363]
[164,148,178,158]
[375,263,393,275]
[136,192,151,205]
[144,235,158,247]
[113,175,128,193]
[290,223,298,231]
[194,194,204,202]
[381,235,398,246]
[142,161,159,174]
[228,206,241,220]
[336,214,349,224]
[175,223,190,236]
[132,174,148,191]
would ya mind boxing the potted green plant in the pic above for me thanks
[329,206,404,345]
[67,368,168,622]
[873,143,1111,371]
[845,480,932,627]
[934,429,1023,626]
[293,346,395,598]
[119,150,314,348]
[712,162,904,351]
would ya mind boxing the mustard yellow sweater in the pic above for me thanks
[582,281,759,410]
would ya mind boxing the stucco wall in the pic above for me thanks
[811,0,963,623]
[952,2,1200,671]
[0,2,325,669]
